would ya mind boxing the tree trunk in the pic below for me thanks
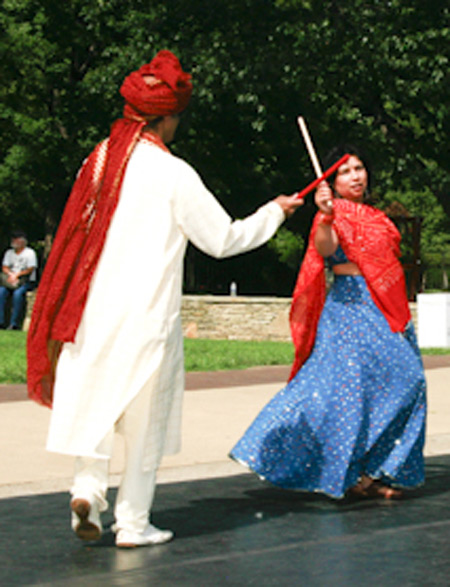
[43,211,57,261]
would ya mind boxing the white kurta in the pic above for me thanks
[47,139,285,469]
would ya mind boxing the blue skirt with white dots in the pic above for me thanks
[230,275,426,498]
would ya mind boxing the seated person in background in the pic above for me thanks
[0,231,38,330]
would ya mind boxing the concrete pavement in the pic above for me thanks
[0,362,449,499]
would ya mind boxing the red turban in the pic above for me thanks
[120,50,192,119]
[27,50,192,407]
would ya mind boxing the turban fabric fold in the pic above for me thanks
[121,49,192,119]
[27,51,192,407]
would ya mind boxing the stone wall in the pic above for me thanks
[24,292,418,341]
[182,296,418,342]
[181,295,291,341]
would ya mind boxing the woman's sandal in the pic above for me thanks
[366,481,403,500]
[348,480,403,500]
[348,482,371,498]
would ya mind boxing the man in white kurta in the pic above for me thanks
[43,52,303,548]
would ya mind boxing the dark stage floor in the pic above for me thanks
[1,455,450,586]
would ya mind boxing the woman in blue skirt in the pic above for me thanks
[230,145,426,499]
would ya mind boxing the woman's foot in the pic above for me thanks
[348,477,403,500]
[365,481,403,500]
[348,475,373,497]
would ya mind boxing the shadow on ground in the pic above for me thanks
[1,455,450,586]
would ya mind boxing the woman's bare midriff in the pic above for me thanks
[332,262,361,276]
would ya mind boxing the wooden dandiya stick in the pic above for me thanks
[294,153,350,200]
[294,116,350,200]
[297,116,323,177]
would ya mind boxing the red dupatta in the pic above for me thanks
[289,198,411,380]
[26,128,169,407]
[27,50,192,407]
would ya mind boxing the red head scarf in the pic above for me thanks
[27,51,192,407]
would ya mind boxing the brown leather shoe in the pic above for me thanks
[71,498,102,541]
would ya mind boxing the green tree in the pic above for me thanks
[268,228,305,270]
[0,1,166,249]
[1,0,448,294]
[382,187,450,290]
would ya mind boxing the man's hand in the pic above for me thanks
[273,194,304,218]
[6,272,19,287]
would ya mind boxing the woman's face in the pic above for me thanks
[333,155,368,202]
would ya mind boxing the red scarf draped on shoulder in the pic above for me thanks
[289,198,411,380]
[27,50,192,407]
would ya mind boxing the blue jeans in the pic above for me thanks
[0,282,33,328]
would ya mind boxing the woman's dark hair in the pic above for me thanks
[323,144,373,198]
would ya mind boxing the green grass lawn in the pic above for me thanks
[0,330,449,385]
[0,331,28,384]
[183,338,294,372]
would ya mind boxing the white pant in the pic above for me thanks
[71,387,159,533]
